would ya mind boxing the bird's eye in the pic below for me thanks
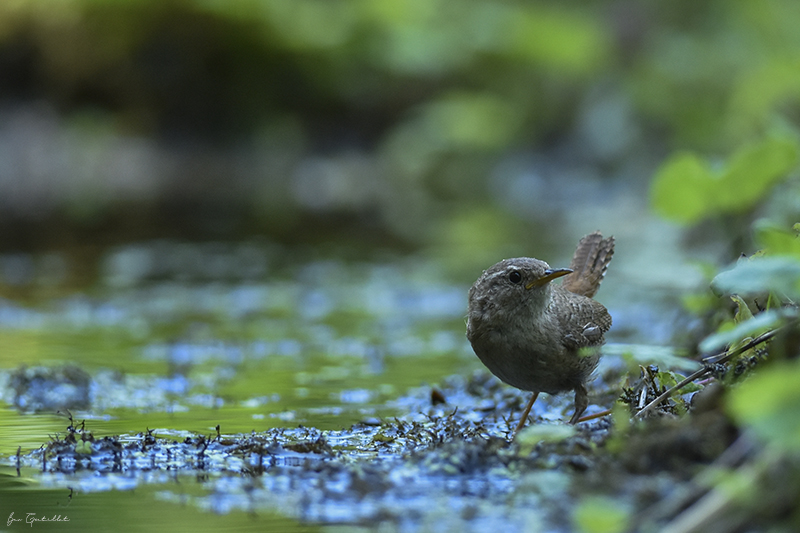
[508,270,522,284]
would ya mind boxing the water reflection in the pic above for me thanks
[0,240,689,532]
[0,244,475,452]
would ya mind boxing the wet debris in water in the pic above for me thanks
[8,371,622,532]
[8,365,91,412]
[5,363,754,532]
[0,364,227,415]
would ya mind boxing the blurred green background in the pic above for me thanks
[3,2,800,531]
[1,0,797,271]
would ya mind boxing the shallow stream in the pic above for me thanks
[0,235,700,532]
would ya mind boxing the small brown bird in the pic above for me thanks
[466,232,614,433]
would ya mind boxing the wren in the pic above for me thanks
[466,231,614,433]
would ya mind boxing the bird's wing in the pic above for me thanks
[552,290,612,349]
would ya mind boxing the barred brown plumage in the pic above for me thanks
[466,232,614,434]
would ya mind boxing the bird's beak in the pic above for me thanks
[525,268,573,289]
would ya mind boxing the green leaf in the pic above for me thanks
[509,7,610,74]
[650,152,716,224]
[754,221,800,259]
[655,371,679,389]
[699,310,783,353]
[728,359,800,452]
[606,343,701,372]
[717,137,798,211]
[574,496,630,533]
[710,256,800,298]
[75,440,93,454]
[729,60,800,138]
[650,137,799,224]
[730,295,754,323]
[424,92,521,150]
[516,424,575,447]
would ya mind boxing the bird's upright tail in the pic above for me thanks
[561,231,615,298]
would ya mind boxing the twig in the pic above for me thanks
[634,327,781,419]
[700,325,782,364]
[576,409,611,422]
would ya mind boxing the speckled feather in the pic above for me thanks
[561,231,615,298]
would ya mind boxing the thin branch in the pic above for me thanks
[633,327,781,420]
[576,409,611,423]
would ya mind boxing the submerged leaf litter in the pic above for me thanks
[1,242,718,532]
[15,374,617,532]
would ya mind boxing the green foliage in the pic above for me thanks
[504,5,610,74]
[653,370,689,393]
[731,294,755,322]
[710,256,800,299]
[3,0,797,153]
[4,0,800,248]
[516,424,575,455]
[754,221,800,258]
[630,0,800,148]
[75,440,93,454]
[573,496,630,533]
[606,344,701,373]
[382,91,523,178]
[651,136,799,224]
[699,309,783,353]
[729,58,800,140]
[699,295,781,358]
[650,153,717,224]
[421,93,522,150]
[728,358,800,452]
[702,255,799,355]
[428,205,533,278]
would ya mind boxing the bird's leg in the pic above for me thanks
[514,391,539,435]
[570,383,589,424]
